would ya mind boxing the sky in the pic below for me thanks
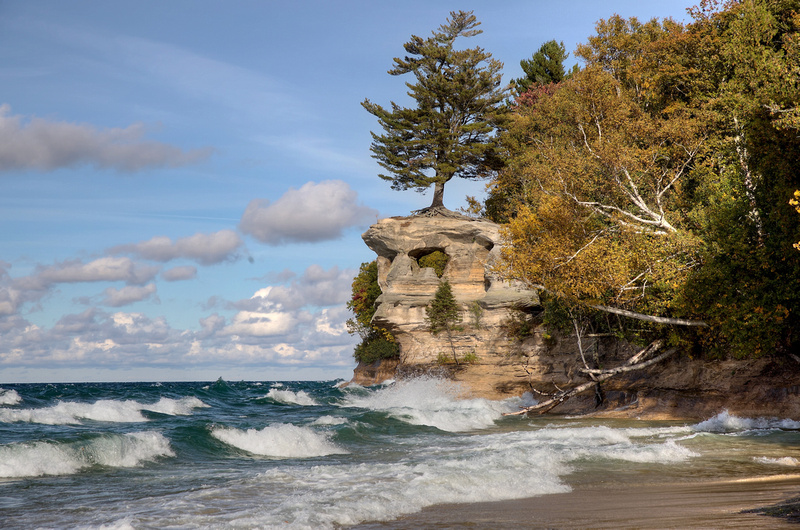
[0,0,693,383]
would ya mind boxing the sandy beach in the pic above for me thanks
[355,475,800,529]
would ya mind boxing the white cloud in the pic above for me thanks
[102,283,158,307]
[112,230,243,265]
[265,265,354,310]
[239,180,378,245]
[161,265,198,282]
[0,257,160,318]
[0,104,213,172]
[0,261,360,373]
[37,257,160,286]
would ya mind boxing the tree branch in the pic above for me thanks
[505,341,677,416]
[592,304,708,327]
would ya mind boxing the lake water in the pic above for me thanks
[1,377,799,528]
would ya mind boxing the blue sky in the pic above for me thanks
[0,0,692,383]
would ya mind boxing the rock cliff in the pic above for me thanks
[350,213,800,420]
[360,214,538,365]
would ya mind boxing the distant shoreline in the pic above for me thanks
[354,475,800,529]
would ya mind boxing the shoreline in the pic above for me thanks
[353,474,800,529]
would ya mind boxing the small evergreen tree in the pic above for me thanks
[514,40,572,94]
[426,280,463,364]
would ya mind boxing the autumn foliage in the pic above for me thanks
[492,0,800,358]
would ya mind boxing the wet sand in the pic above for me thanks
[354,475,800,529]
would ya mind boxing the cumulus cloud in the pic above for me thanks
[0,257,160,317]
[239,180,378,245]
[36,257,160,286]
[0,104,213,172]
[0,296,357,370]
[0,262,359,374]
[102,283,158,307]
[111,230,243,265]
[161,265,197,282]
[264,265,354,310]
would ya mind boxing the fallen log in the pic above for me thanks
[504,341,677,416]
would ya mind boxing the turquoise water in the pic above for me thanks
[1,377,799,529]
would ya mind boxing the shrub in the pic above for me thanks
[353,334,400,364]
[418,250,449,278]
[347,261,399,362]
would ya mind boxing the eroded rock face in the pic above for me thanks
[361,214,539,365]
[353,215,800,419]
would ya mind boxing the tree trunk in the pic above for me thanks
[446,325,459,365]
[430,181,445,208]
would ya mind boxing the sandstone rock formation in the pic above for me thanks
[350,213,800,420]
[360,214,538,366]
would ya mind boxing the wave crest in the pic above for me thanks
[693,410,800,433]
[0,432,174,478]
[0,396,209,425]
[211,423,346,458]
[265,388,318,406]
[341,377,513,432]
[0,388,21,406]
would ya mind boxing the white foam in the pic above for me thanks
[76,517,136,530]
[340,377,514,432]
[0,396,209,425]
[0,388,21,406]
[142,396,210,415]
[0,432,174,478]
[486,425,697,465]
[210,423,347,458]
[311,415,348,426]
[166,431,571,529]
[755,456,800,466]
[265,388,318,406]
[694,410,800,433]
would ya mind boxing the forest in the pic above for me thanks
[352,0,800,363]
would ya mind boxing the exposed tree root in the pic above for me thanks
[410,205,473,219]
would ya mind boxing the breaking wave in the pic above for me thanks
[693,410,800,433]
[0,388,22,406]
[340,377,517,432]
[265,388,318,406]
[210,423,347,458]
[0,432,174,478]
[0,396,208,425]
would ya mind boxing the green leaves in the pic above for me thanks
[515,40,571,94]
[494,1,800,358]
[426,280,462,335]
[363,10,508,209]
[347,261,399,363]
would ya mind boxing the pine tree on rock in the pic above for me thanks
[362,10,507,214]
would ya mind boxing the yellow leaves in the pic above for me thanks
[500,194,696,310]
[790,190,800,213]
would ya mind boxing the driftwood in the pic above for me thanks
[504,339,677,416]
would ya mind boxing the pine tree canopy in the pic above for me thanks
[514,40,571,93]
[362,10,508,211]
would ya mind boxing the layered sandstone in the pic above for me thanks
[350,214,800,420]
[360,214,538,365]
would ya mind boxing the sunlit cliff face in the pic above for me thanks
[361,215,538,364]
